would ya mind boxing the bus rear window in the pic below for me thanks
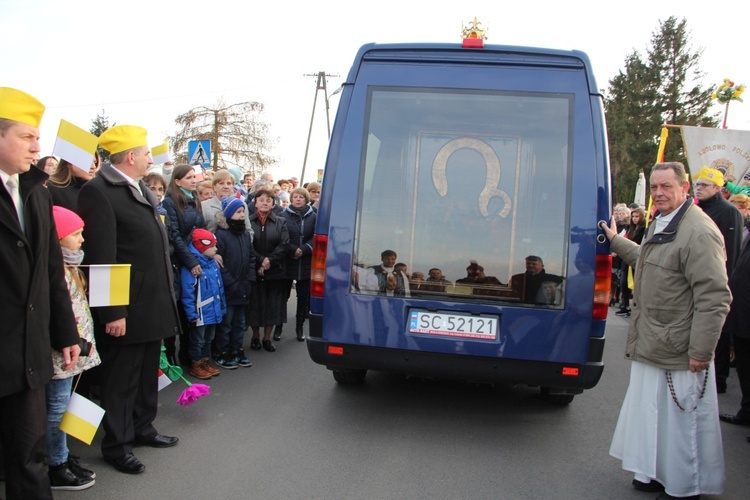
[352,87,572,307]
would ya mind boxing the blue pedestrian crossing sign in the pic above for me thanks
[188,140,211,168]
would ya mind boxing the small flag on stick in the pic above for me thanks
[158,369,173,391]
[88,264,131,307]
[151,141,171,165]
[59,392,105,445]
[159,347,210,406]
[52,120,98,174]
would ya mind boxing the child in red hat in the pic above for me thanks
[47,206,101,490]
[180,229,226,379]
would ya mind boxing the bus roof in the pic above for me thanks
[346,42,602,95]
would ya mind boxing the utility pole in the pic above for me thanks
[301,71,338,184]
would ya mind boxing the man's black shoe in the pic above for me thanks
[632,478,664,492]
[719,413,750,426]
[135,433,179,448]
[104,453,145,474]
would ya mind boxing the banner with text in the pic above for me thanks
[681,126,750,182]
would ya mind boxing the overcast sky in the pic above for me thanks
[4,0,748,183]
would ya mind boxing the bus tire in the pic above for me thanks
[540,387,575,405]
[333,369,367,385]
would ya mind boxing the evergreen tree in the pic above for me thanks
[647,16,718,163]
[89,110,114,163]
[605,17,718,204]
[605,52,660,204]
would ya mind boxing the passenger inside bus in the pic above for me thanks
[426,268,451,284]
[476,266,503,286]
[364,249,411,297]
[510,255,563,304]
[384,276,400,296]
[538,281,561,305]
[455,262,481,285]
[394,262,408,277]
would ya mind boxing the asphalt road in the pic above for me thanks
[14,303,750,499]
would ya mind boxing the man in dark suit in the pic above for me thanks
[0,87,81,499]
[719,229,750,435]
[510,255,563,304]
[78,125,182,474]
[693,167,744,393]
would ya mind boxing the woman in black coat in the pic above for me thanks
[247,187,289,352]
[46,151,100,212]
[280,187,317,341]
[36,155,59,175]
[160,164,206,364]
[161,164,206,276]
[616,207,645,316]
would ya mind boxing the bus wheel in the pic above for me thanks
[540,387,575,405]
[333,369,367,385]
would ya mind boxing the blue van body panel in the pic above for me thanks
[310,42,610,392]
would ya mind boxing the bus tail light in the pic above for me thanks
[592,254,612,320]
[562,366,580,376]
[311,234,328,298]
[328,346,344,356]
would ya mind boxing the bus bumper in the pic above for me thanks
[307,315,604,391]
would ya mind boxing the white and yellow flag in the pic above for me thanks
[192,164,205,182]
[88,264,131,307]
[681,126,750,181]
[151,141,171,165]
[59,392,105,445]
[52,120,98,174]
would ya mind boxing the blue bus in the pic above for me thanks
[307,39,612,404]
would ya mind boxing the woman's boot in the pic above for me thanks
[273,324,283,341]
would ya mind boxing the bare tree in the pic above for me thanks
[168,99,276,174]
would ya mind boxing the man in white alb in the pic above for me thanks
[601,162,731,500]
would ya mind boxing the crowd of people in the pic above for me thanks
[356,252,563,306]
[0,86,318,497]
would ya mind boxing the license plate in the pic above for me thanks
[408,309,498,340]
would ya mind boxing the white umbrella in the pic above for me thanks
[634,171,646,207]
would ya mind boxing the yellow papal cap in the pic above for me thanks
[0,87,45,128]
[694,166,724,187]
[98,125,148,155]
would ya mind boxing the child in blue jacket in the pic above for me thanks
[214,197,256,368]
[181,228,227,379]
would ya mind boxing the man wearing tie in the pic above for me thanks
[78,125,182,474]
[0,87,81,499]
